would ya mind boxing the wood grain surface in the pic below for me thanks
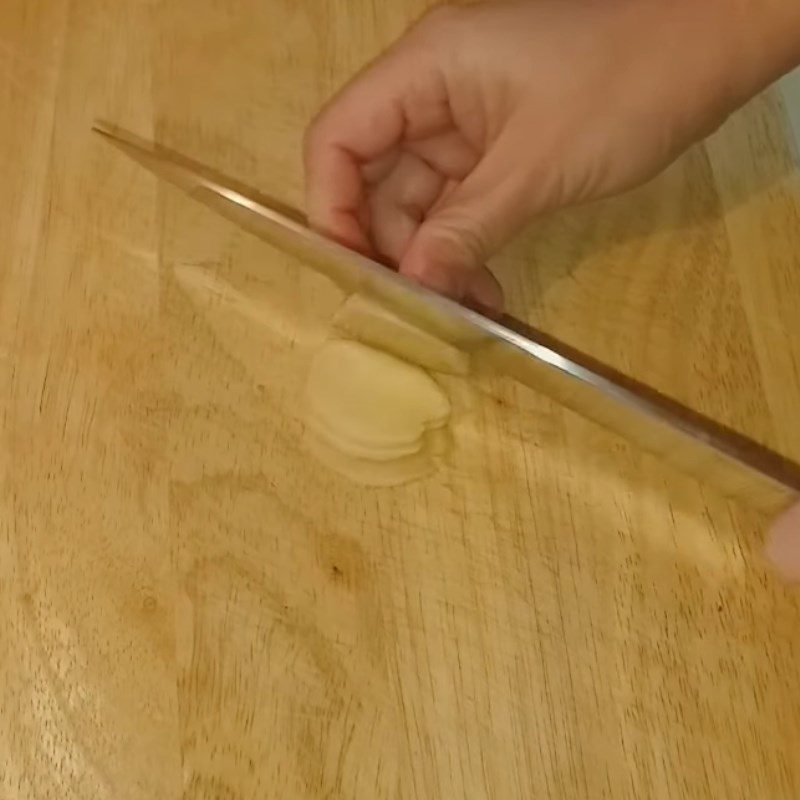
[2,2,799,798]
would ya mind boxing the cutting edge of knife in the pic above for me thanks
[92,120,800,514]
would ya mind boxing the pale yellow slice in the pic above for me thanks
[303,339,452,484]
[305,339,451,454]
[306,433,441,487]
[305,414,425,461]
[333,294,471,375]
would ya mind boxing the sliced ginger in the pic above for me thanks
[304,339,452,485]
[307,428,450,487]
[333,294,471,375]
[301,289,480,487]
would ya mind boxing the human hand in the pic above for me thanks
[767,503,800,582]
[304,1,800,578]
[304,0,763,310]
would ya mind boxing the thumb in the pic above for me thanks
[399,214,505,312]
[399,134,547,311]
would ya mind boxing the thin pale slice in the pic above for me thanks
[304,340,451,452]
[333,294,471,375]
[308,413,451,462]
[306,431,443,487]
[305,414,425,461]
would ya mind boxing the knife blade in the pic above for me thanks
[93,121,800,515]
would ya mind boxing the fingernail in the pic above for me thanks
[402,258,465,301]
[421,266,464,299]
[401,232,472,299]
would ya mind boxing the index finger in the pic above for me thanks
[303,27,450,252]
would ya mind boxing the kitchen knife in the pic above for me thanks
[93,121,800,515]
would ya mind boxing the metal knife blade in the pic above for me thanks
[93,121,800,515]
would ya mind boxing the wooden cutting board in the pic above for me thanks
[2,2,799,798]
